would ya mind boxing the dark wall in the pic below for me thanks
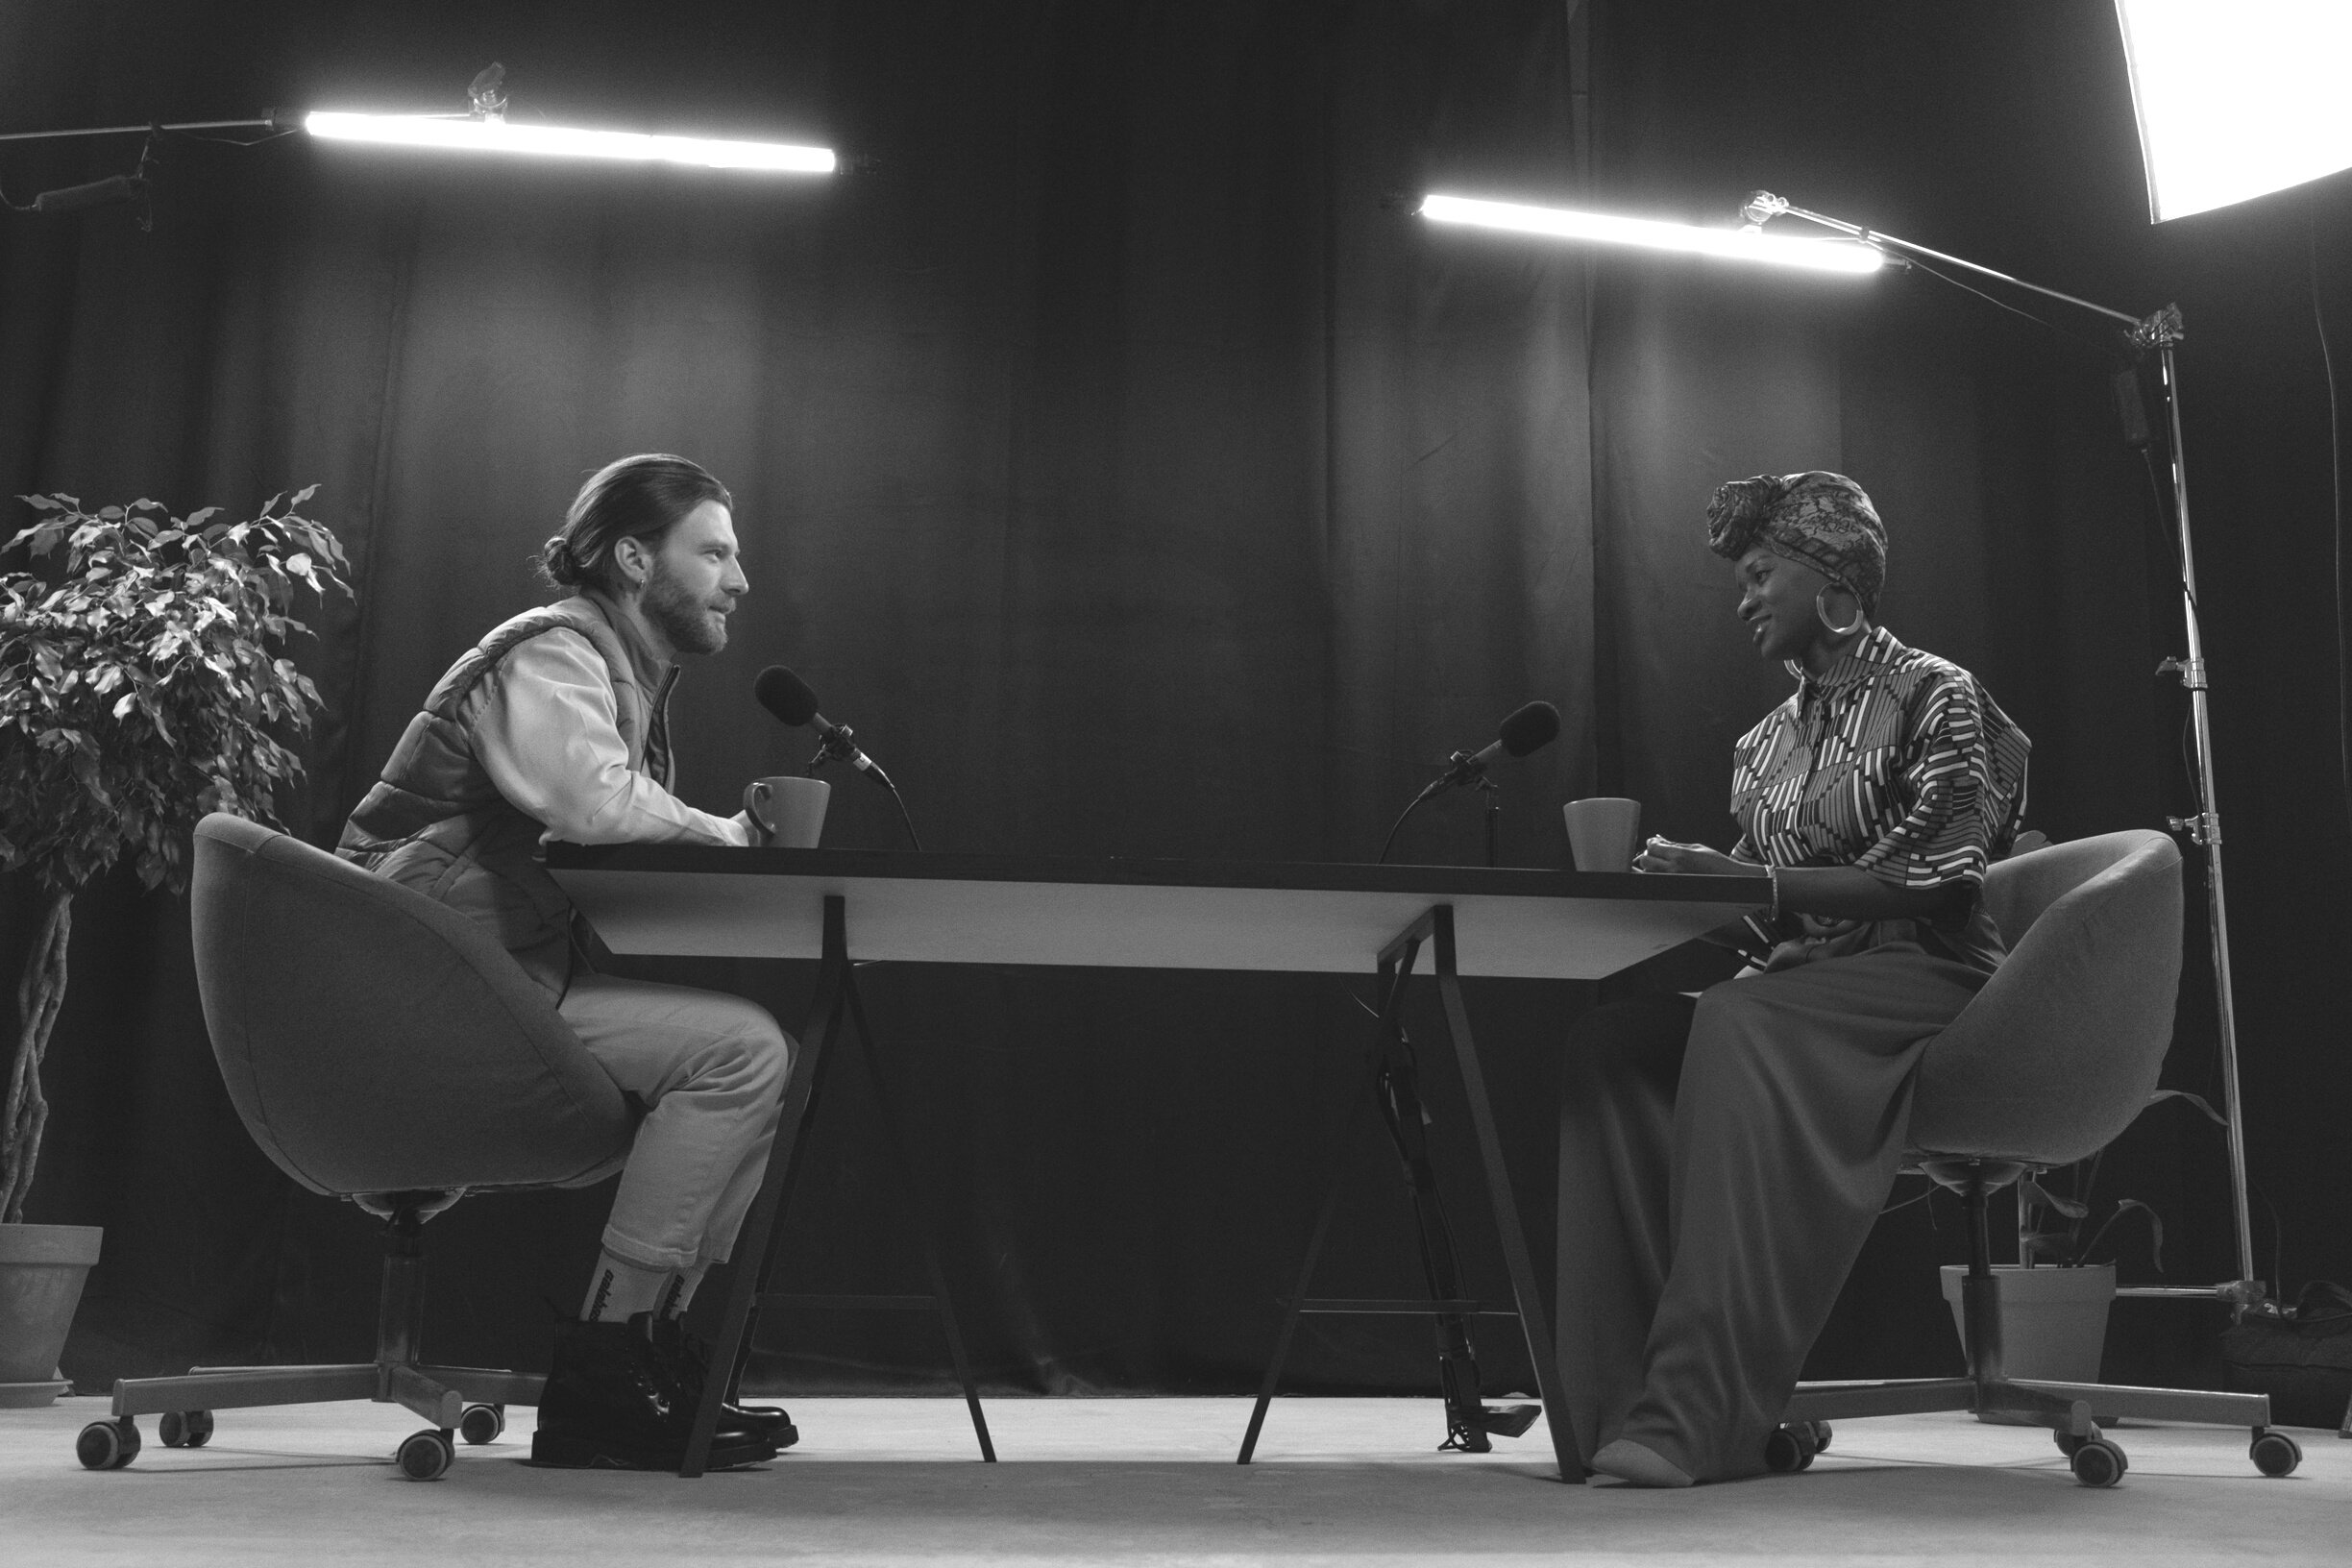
[4,0,2345,1398]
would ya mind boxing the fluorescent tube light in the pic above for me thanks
[303,111,835,174]
[2116,0,2352,222]
[1420,194,1883,274]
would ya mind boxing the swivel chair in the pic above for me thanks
[1774,829,2301,1486]
[75,813,636,1481]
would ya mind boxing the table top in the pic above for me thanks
[546,845,1760,980]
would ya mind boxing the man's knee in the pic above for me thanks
[696,996,793,1094]
[738,1012,794,1094]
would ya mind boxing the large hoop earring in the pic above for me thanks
[1815,588,1864,638]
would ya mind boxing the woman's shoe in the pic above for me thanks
[1590,1437,1695,1487]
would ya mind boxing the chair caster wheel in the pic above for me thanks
[77,1417,140,1470]
[1764,1424,1819,1473]
[1806,1420,1831,1454]
[159,1409,214,1448]
[2250,1428,2303,1477]
[458,1404,505,1445]
[397,1428,455,1481]
[2054,1428,2092,1458]
[2070,1436,2127,1487]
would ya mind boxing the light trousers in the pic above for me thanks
[558,974,795,1273]
[1555,945,1985,1482]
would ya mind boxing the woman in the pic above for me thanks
[1557,471,2030,1486]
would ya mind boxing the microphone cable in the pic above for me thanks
[1376,778,1449,866]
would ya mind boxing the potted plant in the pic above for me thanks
[0,489,346,1406]
[1937,1090,2219,1401]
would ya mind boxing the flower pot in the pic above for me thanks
[1941,1262,2116,1423]
[0,1222,103,1407]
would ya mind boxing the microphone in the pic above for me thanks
[1739,189,1788,230]
[1437,700,1560,787]
[1377,699,1561,864]
[752,666,897,793]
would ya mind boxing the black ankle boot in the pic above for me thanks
[530,1313,778,1470]
[650,1317,800,1450]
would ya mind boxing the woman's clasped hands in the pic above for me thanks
[1631,836,1769,878]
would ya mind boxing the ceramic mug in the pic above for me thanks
[744,775,830,848]
[1561,796,1642,872]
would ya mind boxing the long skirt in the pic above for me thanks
[1554,943,1985,1482]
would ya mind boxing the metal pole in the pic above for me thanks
[2156,341,2261,1291]
[0,117,283,144]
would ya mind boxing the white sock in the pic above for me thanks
[580,1253,670,1323]
[656,1262,710,1320]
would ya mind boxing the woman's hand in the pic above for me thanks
[1632,837,1766,878]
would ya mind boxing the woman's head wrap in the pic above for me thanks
[1705,471,1886,613]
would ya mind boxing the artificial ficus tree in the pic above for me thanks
[0,489,348,1223]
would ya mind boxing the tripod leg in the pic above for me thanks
[1374,1033,1494,1453]
[842,978,996,1462]
[1237,1090,1374,1463]
[1239,946,1421,1464]
[679,895,850,1478]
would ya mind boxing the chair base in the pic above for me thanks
[107,1361,541,1426]
[1788,1375,2269,1431]
[1774,1161,2300,1486]
[76,1196,537,1480]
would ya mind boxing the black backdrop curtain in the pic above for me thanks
[5,0,2347,1399]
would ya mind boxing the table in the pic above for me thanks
[548,845,1758,1479]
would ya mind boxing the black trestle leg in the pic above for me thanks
[1238,942,1420,1464]
[1237,907,1578,1482]
[683,894,994,1474]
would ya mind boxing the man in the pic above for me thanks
[340,453,795,1471]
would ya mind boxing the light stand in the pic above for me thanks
[1740,191,2260,1308]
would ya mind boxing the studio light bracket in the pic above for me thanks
[467,63,509,122]
[2157,654,2208,691]
[2133,303,2188,351]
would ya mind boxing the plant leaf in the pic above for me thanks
[2113,1199,2164,1272]
[2145,1089,2229,1128]
[2021,1177,2090,1220]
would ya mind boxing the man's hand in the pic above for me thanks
[1632,837,1766,878]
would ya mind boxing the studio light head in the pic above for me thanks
[305,65,836,175]
[2117,0,2352,223]
[1418,193,1884,275]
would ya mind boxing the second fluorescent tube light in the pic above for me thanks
[1421,194,1884,275]
[304,111,836,174]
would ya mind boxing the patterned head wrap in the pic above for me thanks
[1705,471,1886,614]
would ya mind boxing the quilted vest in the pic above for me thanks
[337,596,674,999]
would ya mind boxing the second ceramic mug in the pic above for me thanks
[1562,796,1642,872]
[744,775,831,848]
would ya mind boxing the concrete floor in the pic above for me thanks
[3,1395,2344,1566]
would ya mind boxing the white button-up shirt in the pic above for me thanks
[471,627,752,847]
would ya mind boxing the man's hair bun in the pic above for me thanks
[540,533,582,588]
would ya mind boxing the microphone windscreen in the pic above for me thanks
[1498,700,1561,758]
[753,665,821,727]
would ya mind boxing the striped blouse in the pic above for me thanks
[1728,625,2030,972]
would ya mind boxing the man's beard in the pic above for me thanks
[642,560,728,655]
